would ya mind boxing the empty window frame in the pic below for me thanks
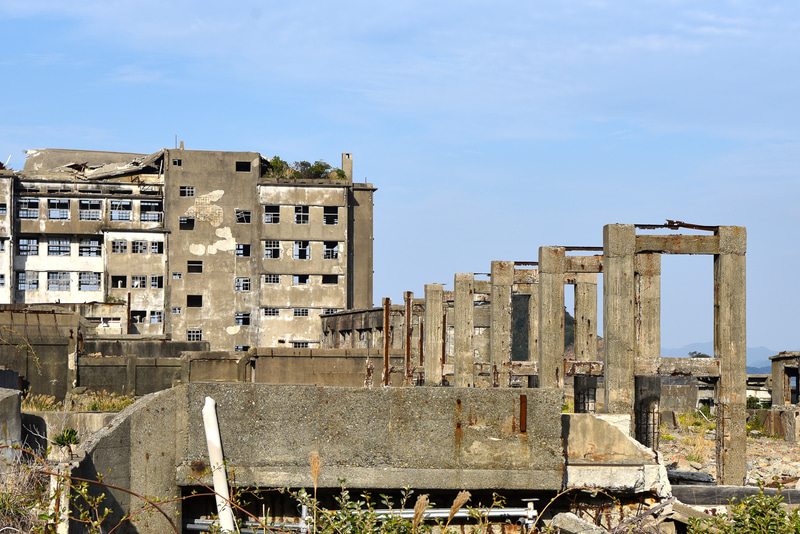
[111,240,127,254]
[235,161,251,172]
[294,206,309,224]
[323,206,339,225]
[150,311,163,324]
[293,341,310,348]
[179,217,195,230]
[17,238,38,256]
[150,275,164,289]
[186,328,202,341]
[79,238,101,257]
[187,261,203,274]
[322,274,339,285]
[151,241,164,254]
[234,345,250,352]
[131,311,146,323]
[111,275,127,288]
[47,199,70,220]
[179,186,194,197]
[17,200,39,219]
[263,205,280,224]
[323,241,339,259]
[264,240,280,259]
[263,307,280,317]
[140,201,163,222]
[132,240,148,254]
[110,200,132,221]
[293,241,309,260]
[0,274,5,287]
[264,274,280,284]
[47,271,70,291]
[235,210,251,224]
[293,275,309,285]
[0,240,4,252]
[48,238,70,256]
[235,277,251,291]
[172,307,182,314]
[172,272,183,279]
[16,271,38,291]
[323,308,341,315]
[0,203,6,215]
[235,244,251,257]
[78,272,101,291]
[294,308,310,317]
[172,159,183,167]
[79,200,101,221]
[187,295,203,307]
[131,275,147,288]
[235,312,251,326]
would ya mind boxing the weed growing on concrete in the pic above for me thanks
[688,483,800,534]
[68,390,134,412]
[21,393,61,411]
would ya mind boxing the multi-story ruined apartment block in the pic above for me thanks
[0,148,375,351]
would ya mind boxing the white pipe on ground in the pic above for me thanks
[202,396,236,533]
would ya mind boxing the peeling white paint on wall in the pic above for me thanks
[190,244,206,255]
[187,190,225,227]
[207,227,236,254]
[226,326,241,335]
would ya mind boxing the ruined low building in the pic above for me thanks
[0,148,375,352]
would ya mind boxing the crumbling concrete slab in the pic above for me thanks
[0,387,21,471]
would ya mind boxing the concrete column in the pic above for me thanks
[574,272,598,362]
[491,261,514,387]
[454,273,475,387]
[538,247,565,389]
[635,253,661,375]
[714,226,747,485]
[404,291,413,385]
[424,284,444,386]
[603,224,636,416]
[528,278,539,365]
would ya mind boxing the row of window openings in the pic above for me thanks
[177,206,338,226]
[110,275,164,289]
[264,241,339,260]
[174,306,330,319]
[174,271,339,286]
[17,200,163,222]
[15,272,101,291]
[172,160,252,173]
[131,310,163,324]
[16,238,162,256]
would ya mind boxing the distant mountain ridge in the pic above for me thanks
[661,342,779,370]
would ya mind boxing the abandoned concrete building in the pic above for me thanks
[0,147,374,351]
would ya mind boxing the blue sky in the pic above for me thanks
[2,1,798,357]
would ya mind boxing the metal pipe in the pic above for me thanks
[202,397,236,533]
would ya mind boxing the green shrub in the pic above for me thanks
[688,484,800,534]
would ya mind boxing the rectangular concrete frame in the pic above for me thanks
[603,223,747,485]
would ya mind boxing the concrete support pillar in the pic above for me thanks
[714,226,747,485]
[404,291,414,385]
[634,375,661,450]
[454,273,475,387]
[528,278,539,364]
[538,247,565,389]
[603,224,636,416]
[574,273,598,362]
[574,376,597,413]
[491,261,514,387]
[635,253,661,375]
[424,284,444,386]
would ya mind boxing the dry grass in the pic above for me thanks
[0,457,49,532]
[682,433,714,463]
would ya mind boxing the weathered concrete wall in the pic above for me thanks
[0,388,21,471]
[75,383,563,533]
[253,348,405,386]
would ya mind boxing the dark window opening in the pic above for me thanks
[173,159,182,167]
[111,275,127,289]
[179,217,195,230]
[264,205,280,223]
[131,310,147,323]
[235,244,251,257]
[187,261,203,274]
[236,161,251,172]
[322,275,339,284]
[323,206,339,225]
[235,210,251,224]
[187,295,203,307]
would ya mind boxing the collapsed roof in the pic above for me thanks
[22,148,166,180]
